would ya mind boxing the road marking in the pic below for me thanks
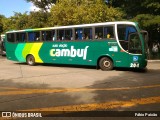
[0,84,160,96]
[20,96,160,111]
[0,87,19,90]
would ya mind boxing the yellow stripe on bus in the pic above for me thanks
[29,43,43,63]
[22,43,34,59]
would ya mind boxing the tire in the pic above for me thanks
[99,57,113,71]
[26,55,35,66]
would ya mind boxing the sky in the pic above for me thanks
[0,0,39,18]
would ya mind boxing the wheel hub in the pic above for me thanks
[103,60,110,68]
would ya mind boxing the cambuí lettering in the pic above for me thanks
[50,46,89,60]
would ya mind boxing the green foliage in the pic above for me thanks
[0,15,5,34]
[132,14,160,28]
[1,11,50,32]
[110,0,160,42]
[1,0,159,42]
[141,0,160,15]
[49,0,124,26]
[132,14,160,41]
[110,0,160,17]
[25,0,57,12]
[27,11,50,28]
[1,12,29,32]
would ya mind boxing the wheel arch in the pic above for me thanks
[26,54,36,66]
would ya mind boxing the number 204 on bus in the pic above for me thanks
[5,21,148,70]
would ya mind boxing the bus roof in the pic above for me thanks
[6,21,136,33]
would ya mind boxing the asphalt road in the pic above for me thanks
[0,56,160,119]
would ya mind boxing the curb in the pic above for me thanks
[148,60,160,62]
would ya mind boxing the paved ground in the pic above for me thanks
[0,56,160,119]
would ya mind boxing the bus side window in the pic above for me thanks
[42,31,46,41]
[21,33,27,42]
[16,33,20,42]
[42,30,54,41]
[28,32,35,42]
[35,32,40,41]
[104,26,114,39]
[52,30,56,41]
[28,32,40,42]
[95,27,103,39]
[57,29,64,41]
[7,33,15,43]
[75,28,83,40]
[16,32,26,42]
[84,28,92,40]
[65,29,72,40]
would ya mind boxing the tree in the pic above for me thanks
[48,0,124,26]
[132,14,160,47]
[2,12,29,32]
[110,0,160,18]
[109,0,160,50]
[141,0,160,15]
[26,11,50,28]
[25,0,57,12]
[0,15,6,34]
[1,11,50,32]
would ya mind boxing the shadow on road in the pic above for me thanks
[0,61,160,117]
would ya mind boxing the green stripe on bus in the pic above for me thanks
[15,44,26,62]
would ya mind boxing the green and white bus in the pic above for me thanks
[5,21,148,70]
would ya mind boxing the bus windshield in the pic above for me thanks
[117,25,142,54]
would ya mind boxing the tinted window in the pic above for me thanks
[65,29,72,40]
[118,25,137,41]
[128,33,142,54]
[28,32,40,42]
[117,25,140,52]
[7,33,15,42]
[104,26,114,39]
[75,28,92,40]
[95,26,114,39]
[42,30,55,41]
[84,28,92,40]
[57,29,64,40]
[75,28,83,40]
[16,32,27,42]
[95,27,103,39]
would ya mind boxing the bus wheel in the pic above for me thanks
[26,55,35,66]
[99,57,113,71]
